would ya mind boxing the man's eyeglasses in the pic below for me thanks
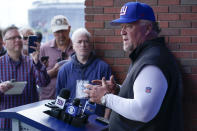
[23,36,28,40]
[5,36,22,41]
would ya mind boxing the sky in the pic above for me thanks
[0,0,85,29]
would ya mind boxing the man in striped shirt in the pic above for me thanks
[0,25,50,130]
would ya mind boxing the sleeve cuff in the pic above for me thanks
[101,93,110,106]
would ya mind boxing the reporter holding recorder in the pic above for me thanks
[40,15,74,100]
[85,2,183,131]
[0,25,50,130]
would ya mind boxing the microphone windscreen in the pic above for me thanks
[59,88,70,99]
[88,101,95,105]
[73,98,80,106]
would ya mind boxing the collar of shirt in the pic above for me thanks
[129,37,165,62]
[6,53,23,67]
[50,39,73,55]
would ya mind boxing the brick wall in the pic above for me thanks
[85,0,197,130]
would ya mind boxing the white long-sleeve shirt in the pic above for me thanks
[105,65,168,123]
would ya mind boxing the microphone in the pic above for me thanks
[55,88,70,109]
[45,88,70,109]
[65,98,88,126]
[65,98,81,117]
[82,100,96,116]
[44,90,93,126]
[44,88,70,119]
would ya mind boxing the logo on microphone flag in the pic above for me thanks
[55,96,66,109]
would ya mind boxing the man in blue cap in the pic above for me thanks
[85,2,183,131]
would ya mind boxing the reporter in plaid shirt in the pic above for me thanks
[0,25,50,130]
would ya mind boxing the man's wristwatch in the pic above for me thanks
[101,94,108,106]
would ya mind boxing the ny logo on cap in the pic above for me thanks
[55,18,67,25]
[120,6,127,15]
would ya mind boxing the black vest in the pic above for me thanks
[109,37,183,131]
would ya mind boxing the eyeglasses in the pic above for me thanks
[5,36,22,41]
[23,36,28,40]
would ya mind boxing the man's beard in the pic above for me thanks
[123,43,133,52]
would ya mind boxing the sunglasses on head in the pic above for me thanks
[23,36,28,40]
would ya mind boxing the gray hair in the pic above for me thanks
[19,27,34,36]
[71,28,91,43]
[139,20,161,34]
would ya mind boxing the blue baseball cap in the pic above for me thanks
[111,2,156,25]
